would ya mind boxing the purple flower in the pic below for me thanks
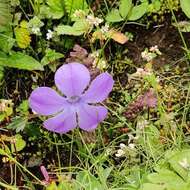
[29,62,114,133]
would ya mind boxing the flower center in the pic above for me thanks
[67,96,81,104]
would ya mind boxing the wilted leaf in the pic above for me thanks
[109,30,128,44]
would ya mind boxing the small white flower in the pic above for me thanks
[128,143,135,149]
[119,143,127,149]
[136,119,149,130]
[128,134,139,144]
[97,59,107,70]
[31,27,40,34]
[150,45,162,55]
[86,15,103,26]
[133,68,152,78]
[141,50,154,62]
[179,158,190,169]
[101,24,109,33]
[46,29,53,40]
[115,149,125,158]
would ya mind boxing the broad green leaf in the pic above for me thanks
[41,49,64,66]
[56,20,88,36]
[11,134,26,152]
[47,0,64,19]
[0,52,44,71]
[140,183,166,190]
[166,149,190,181]
[147,169,184,185]
[119,0,132,18]
[64,0,88,15]
[106,9,124,22]
[128,0,148,21]
[75,171,103,189]
[180,0,190,18]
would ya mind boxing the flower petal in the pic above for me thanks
[78,104,107,131]
[44,110,77,133]
[29,87,67,115]
[82,72,114,103]
[55,62,90,97]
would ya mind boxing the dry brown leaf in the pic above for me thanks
[108,30,128,44]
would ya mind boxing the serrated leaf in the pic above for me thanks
[128,0,148,21]
[180,0,190,18]
[64,0,88,16]
[7,116,28,132]
[0,52,44,71]
[119,0,132,18]
[106,9,124,22]
[14,20,31,49]
[41,49,64,66]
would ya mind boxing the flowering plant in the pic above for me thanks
[29,62,114,133]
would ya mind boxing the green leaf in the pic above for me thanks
[14,20,31,49]
[140,183,166,190]
[106,9,124,23]
[180,0,190,18]
[0,148,7,155]
[47,0,64,19]
[166,149,190,181]
[75,171,103,189]
[64,0,88,15]
[0,0,12,29]
[7,116,28,133]
[41,49,64,66]
[128,0,148,21]
[0,30,14,53]
[55,20,88,36]
[119,0,132,18]
[11,134,26,152]
[0,52,44,71]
